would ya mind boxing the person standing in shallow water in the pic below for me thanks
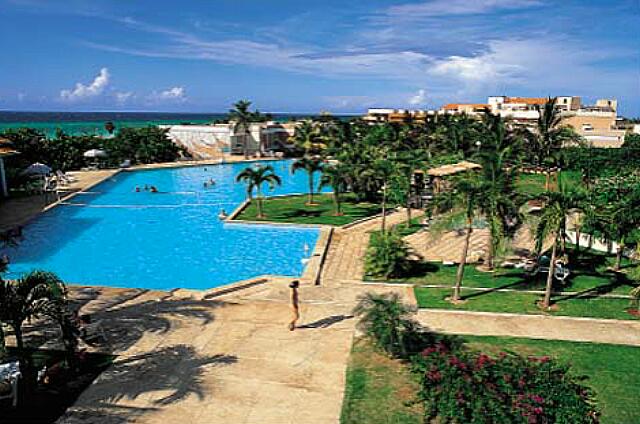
[289,280,300,331]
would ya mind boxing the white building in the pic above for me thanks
[160,122,297,159]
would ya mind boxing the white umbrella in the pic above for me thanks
[21,162,52,176]
[84,149,107,158]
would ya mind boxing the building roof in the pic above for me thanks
[427,161,482,177]
[504,97,547,105]
[0,137,19,157]
[442,103,490,110]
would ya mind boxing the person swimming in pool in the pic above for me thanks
[150,186,158,193]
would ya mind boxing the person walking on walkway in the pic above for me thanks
[289,280,300,331]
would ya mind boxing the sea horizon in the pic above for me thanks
[0,110,359,137]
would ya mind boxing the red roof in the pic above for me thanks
[504,97,547,105]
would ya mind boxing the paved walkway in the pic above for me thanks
[51,280,412,424]
[405,225,539,263]
[0,170,116,231]
[416,309,640,346]
[322,209,423,282]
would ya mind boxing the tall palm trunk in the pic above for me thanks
[243,132,249,159]
[256,186,264,218]
[13,324,24,353]
[405,187,412,228]
[381,186,387,233]
[542,237,558,309]
[487,236,495,270]
[615,238,625,271]
[333,192,342,216]
[453,218,473,302]
[307,172,314,205]
[544,170,551,191]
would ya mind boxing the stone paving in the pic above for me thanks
[0,170,117,231]
[416,309,640,346]
[405,225,540,264]
[53,279,413,424]
[322,210,424,283]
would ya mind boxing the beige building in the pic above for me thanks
[362,108,434,124]
[562,112,625,148]
[439,96,626,148]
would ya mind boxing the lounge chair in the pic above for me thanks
[119,159,132,168]
[0,361,21,407]
[56,170,78,185]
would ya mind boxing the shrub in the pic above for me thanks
[353,293,459,358]
[365,229,414,279]
[412,343,599,423]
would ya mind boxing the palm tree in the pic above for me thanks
[450,176,485,302]
[359,158,396,232]
[584,173,640,271]
[535,176,586,308]
[235,165,282,218]
[477,114,523,270]
[289,120,326,155]
[0,271,66,356]
[527,97,581,190]
[229,100,255,158]
[291,156,324,205]
[319,163,350,216]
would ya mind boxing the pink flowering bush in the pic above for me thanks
[412,343,599,423]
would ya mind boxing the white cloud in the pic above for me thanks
[149,86,187,102]
[408,89,426,105]
[385,0,542,19]
[60,68,110,101]
[114,91,134,103]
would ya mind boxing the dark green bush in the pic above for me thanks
[365,229,414,279]
[353,293,459,358]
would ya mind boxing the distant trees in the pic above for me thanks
[102,127,182,165]
[1,126,182,180]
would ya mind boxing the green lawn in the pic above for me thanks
[516,170,583,197]
[340,339,423,424]
[341,337,640,424]
[234,193,381,226]
[414,286,638,320]
[392,259,635,295]
[383,247,638,320]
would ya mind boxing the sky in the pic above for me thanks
[0,0,638,115]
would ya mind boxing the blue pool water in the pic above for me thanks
[3,160,323,290]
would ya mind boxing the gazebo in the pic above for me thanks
[0,137,20,197]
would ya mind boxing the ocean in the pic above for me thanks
[0,111,335,137]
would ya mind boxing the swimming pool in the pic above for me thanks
[3,160,323,290]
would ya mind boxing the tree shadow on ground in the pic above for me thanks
[57,345,237,423]
[21,289,223,356]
